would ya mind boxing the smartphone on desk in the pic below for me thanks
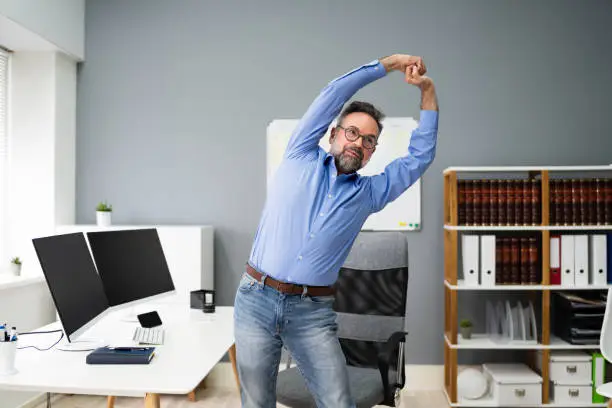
[137,311,162,328]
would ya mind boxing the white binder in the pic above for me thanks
[462,235,479,286]
[574,235,589,286]
[561,235,575,287]
[590,235,607,286]
[480,235,496,287]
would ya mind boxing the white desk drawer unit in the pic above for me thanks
[551,382,593,404]
[482,363,542,406]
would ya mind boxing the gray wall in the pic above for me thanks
[78,0,612,364]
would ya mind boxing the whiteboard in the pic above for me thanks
[266,117,421,231]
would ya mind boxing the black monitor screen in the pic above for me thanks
[32,233,109,341]
[86,229,175,306]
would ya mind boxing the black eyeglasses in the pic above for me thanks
[337,126,378,150]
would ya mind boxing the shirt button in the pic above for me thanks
[297,256,302,260]
[310,233,315,238]
[319,213,324,217]
[328,194,333,199]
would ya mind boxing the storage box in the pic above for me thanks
[535,350,593,384]
[551,382,593,404]
[549,351,592,384]
[483,363,542,406]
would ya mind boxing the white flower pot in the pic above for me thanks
[96,211,112,227]
[9,263,21,276]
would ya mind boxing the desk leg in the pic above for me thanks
[144,393,160,408]
[188,377,207,401]
[107,396,115,408]
[608,399,612,408]
[229,343,240,391]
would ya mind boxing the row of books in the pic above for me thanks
[456,177,612,226]
[550,178,612,225]
[462,235,540,286]
[457,179,541,226]
[460,233,611,287]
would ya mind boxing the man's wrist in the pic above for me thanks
[420,81,438,111]
[379,54,400,73]
[419,78,434,91]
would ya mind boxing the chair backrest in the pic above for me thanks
[600,288,612,361]
[332,231,409,370]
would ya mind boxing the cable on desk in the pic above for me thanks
[16,329,64,351]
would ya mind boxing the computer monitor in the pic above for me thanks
[32,232,110,351]
[86,228,176,318]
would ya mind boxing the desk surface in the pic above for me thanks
[0,304,234,397]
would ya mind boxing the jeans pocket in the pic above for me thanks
[238,272,258,293]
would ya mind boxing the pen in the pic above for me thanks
[10,327,16,342]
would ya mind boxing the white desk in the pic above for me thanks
[0,304,237,408]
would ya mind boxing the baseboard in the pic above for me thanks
[206,363,444,392]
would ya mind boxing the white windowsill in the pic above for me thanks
[0,273,45,290]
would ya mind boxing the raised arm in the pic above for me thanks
[369,66,439,212]
[284,59,391,159]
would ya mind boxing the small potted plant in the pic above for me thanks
[96,201,113,227]
[9,257,21,276]
[460,318,473,339]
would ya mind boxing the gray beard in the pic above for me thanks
[334,149,362,174]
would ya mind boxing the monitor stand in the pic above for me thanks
[56,337,106,352]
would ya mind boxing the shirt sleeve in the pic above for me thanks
[368,110,439,213]
[284,60,387,160]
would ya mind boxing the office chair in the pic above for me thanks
[276,231,409,407]
[596,288,612,406]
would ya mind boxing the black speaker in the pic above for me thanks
[190,289,215,313]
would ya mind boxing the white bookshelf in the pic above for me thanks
[445,334,599,350]
[445,225,612,231]
[443,388,607,407]
[443,165,612,174]
[445,279,612,291]
[443,165,612,406]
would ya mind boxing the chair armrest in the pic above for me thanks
[377,331,407,406]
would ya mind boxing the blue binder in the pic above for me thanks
[86,347,155,365]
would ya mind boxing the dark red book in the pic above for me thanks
[481,180,490,226]
[490,180,498,226]
[520,238,529,284]
[506,180,515,226]
[457,180,466,225]
[510,238,520,284]
[522,180,531,225]
[531,179,540,226]
[497,180,506,226]
[528,237,539,284]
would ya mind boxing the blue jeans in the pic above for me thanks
[234,271,354,408]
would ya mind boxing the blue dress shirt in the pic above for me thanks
[249,60,438,286]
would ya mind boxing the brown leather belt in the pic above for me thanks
[246,264,335,297]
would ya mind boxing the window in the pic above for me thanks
[0,48,8,266]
